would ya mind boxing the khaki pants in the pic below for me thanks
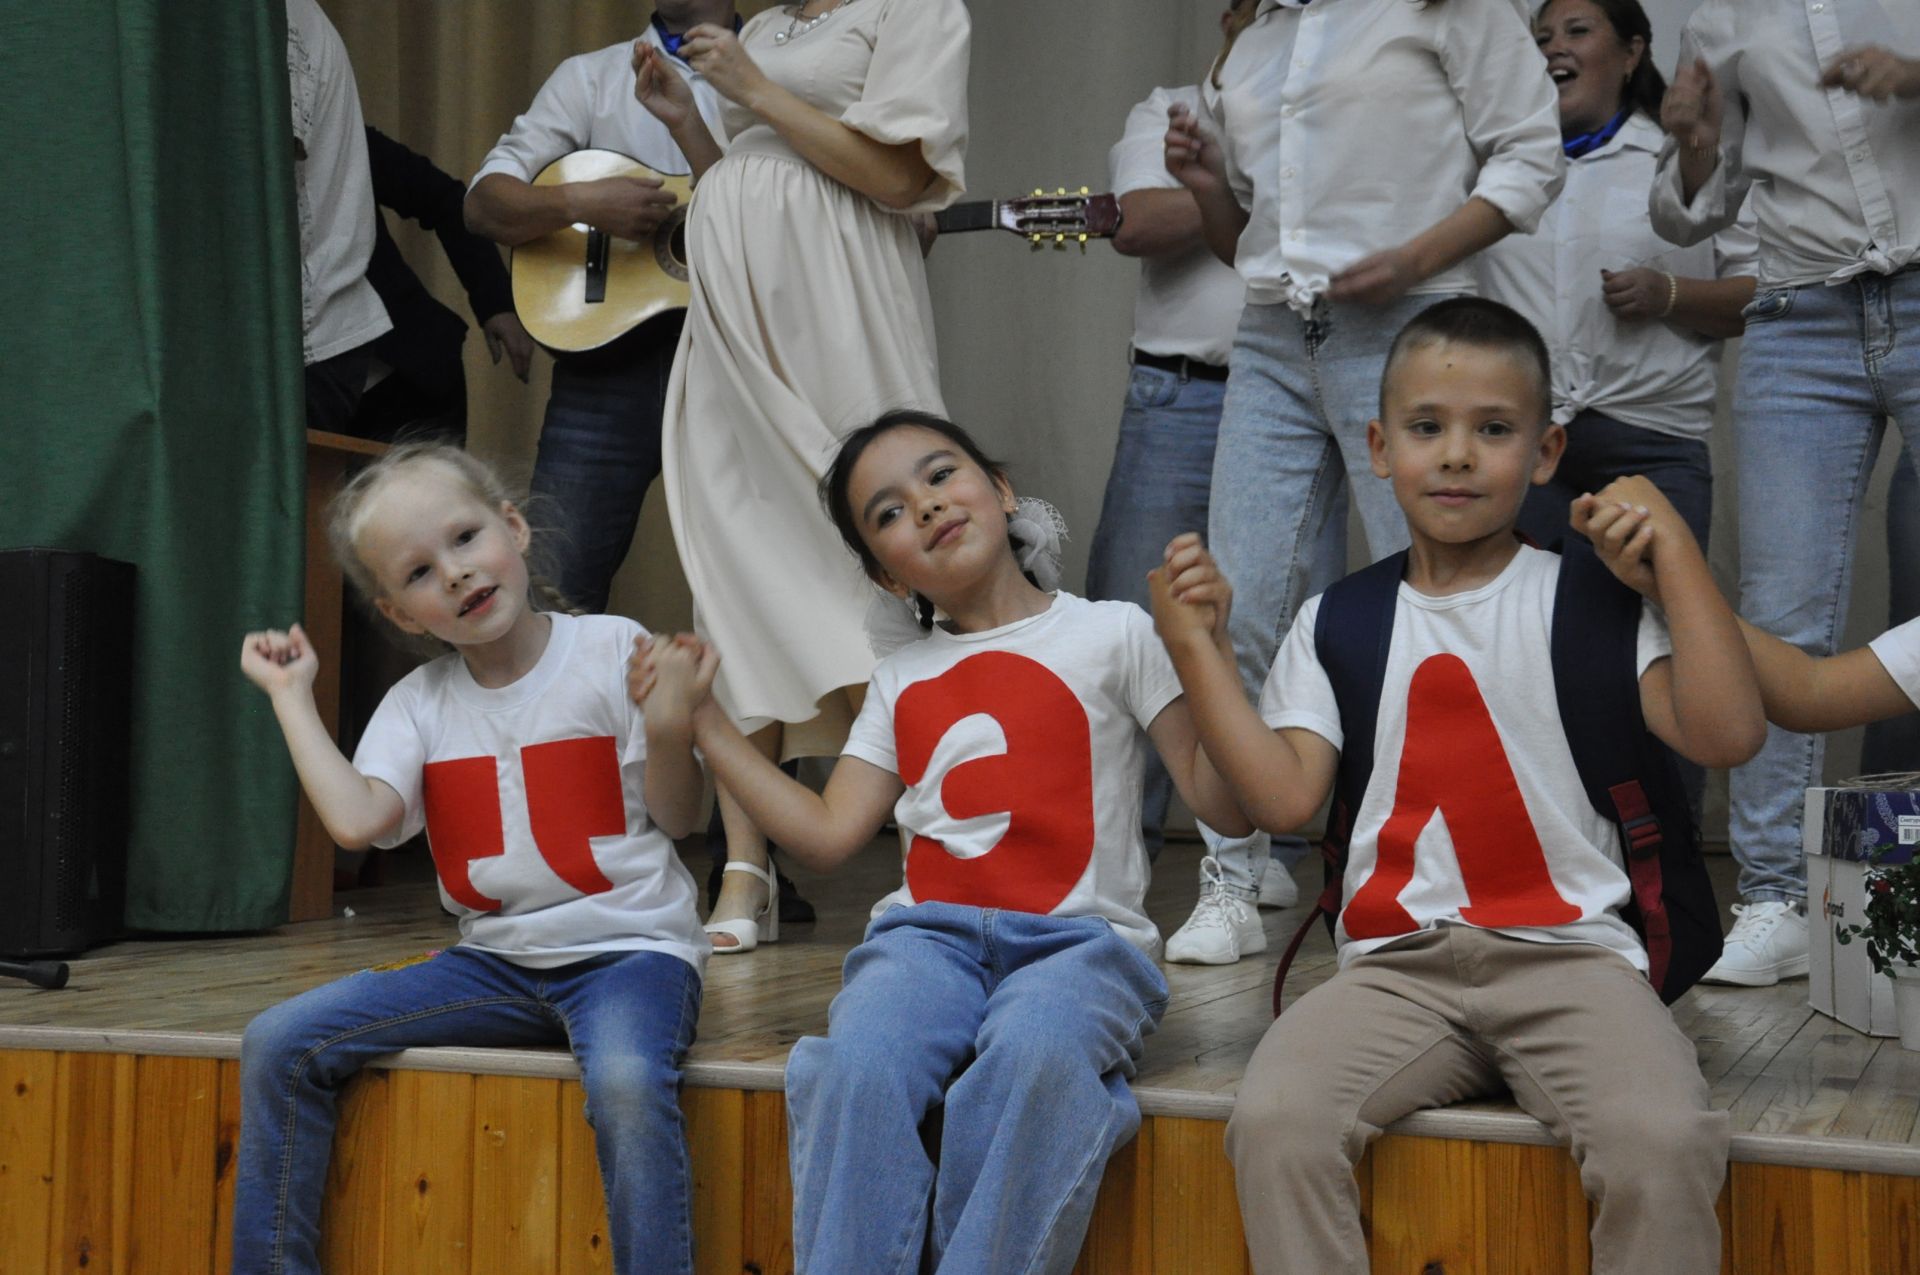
[1226,927,1727,1275]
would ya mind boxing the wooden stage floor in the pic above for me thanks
[2,839,1917,1180]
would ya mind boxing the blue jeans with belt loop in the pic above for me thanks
[1728,270,1920,903]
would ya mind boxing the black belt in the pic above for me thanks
[1131,349,1229,382]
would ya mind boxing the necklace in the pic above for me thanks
[775,0,855,44]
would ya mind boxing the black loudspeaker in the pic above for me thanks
[0,549,133,956]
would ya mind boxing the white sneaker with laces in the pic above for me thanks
[1165,856,1267,965]
[1699,901,1809,986]
[1257,857,1300,909]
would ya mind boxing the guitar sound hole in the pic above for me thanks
[655,206,691,283]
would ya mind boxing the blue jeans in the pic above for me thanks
[1730,270,1920,903]
[785,903,1168,1274]
[233,946,702,1275]
[1087,364,1349,858]
[529,323,680,614]
[1203,295,1447,890]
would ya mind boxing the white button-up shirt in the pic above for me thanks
[287,0,391,366]
[1201,0,1563,313]
[1480,115,1758,440]
[1649,0,1920,287]
[1110,86,1246,367]
[473,28,727,185]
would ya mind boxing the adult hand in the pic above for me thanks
[1600,267,1671,322]
[680,23,768,109]
[482,312,536,382]
[1821,45,1920,102]
[240,625,320,697]
[633,41,699,131]
[1327,245,1423,306]
[1662,58,1723,153]
[1164,102,1231,202]
[567,175,680,241]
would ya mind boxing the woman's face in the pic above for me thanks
[1535,0,1644,138]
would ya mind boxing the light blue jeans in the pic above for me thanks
[1202,296,1445,890]
[1086,362,1345,857]
[233,946,702,1275]
[1730,270,1920,902]
[785,903,1168,1274]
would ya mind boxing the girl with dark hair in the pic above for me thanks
[631,411,1253,1272]
[1480,0,1757,554]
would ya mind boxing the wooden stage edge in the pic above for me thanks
[4,1025,1916,1180]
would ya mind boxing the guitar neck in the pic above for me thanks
[933,201,1000,234]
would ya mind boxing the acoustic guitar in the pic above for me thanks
[510,150,692,353]
[511,152,1122,352]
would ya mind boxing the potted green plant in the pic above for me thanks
[1836,850,1920,1050]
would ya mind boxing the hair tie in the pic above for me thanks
[1008,496,1069,592]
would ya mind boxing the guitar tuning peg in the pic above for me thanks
[1079,186,1090,196]
[1077,234,1089,253]
[1053,233,1066,249]
[1029,234,1043,251]
[1032,188,1044,197]
[1055,187,1067,196]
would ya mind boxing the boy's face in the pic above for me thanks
[1368,339,1565,549]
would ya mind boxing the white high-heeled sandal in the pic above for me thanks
[703,860,780,953]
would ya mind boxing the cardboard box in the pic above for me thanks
[1805,786,1920,1037]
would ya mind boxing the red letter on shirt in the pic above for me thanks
[1342,654,1581,940]
[422,756,507,912]
[894,651,1096,914]
[521,736,622,897]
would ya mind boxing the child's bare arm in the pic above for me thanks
[1738,620,1915,732]
[240,626,405,849]
[1145,698,1253,838]
[1575,478,1765,767]
[630,636,900,871]
[630,635,710,841]
[1150,535,1337,834]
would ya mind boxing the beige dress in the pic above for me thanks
[661,0,970,747]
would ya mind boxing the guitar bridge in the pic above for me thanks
[584,229,609,304]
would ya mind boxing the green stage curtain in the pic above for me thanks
[0,2,305,930]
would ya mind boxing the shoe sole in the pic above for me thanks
[1165,930,1268,966]
[1698,955,1810,987]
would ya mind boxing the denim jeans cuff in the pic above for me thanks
[1742,890,1806,910]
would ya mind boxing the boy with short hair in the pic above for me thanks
[1151,297,1765,1274]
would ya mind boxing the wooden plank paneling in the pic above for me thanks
[1149,1116,1247,1274]
[685,1086,744,1275]
[1867,1170,1920,1275]
[109,1053,136,1275]
[1075,1128,1151,1275]
[1484,1141,1587,1275]
[47,1051,120,1275]
[1729,1160,1814,1274]
[127,1056,221,1275]
[1368,1135,1483,1275]
[318,1069,392,1274]
[741,1088,794,1275]
[0,1049,58,1275]
[470,1074,561,1272]
[210,1058,241,1275]
[557,1079,613,1275]
[385,1068,474,1275]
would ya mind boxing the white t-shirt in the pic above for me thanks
[472,28,727,184]
[1478,113,1759,440]
[286,0,391,365]
[1869,617,1920,710]
[1260,546,1671,971]
[353,612,707,975]
[1201,0,1562,312]
[1109,86,1246,367]
[842,593,1183,955]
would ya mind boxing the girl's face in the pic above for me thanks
[354,464,534,649]
[1535,0,1643,138]
[844,425,1018,604]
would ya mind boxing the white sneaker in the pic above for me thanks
[1165,857,1267,965]
[1700,901,1810,986]
[1257,858,1300,909]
